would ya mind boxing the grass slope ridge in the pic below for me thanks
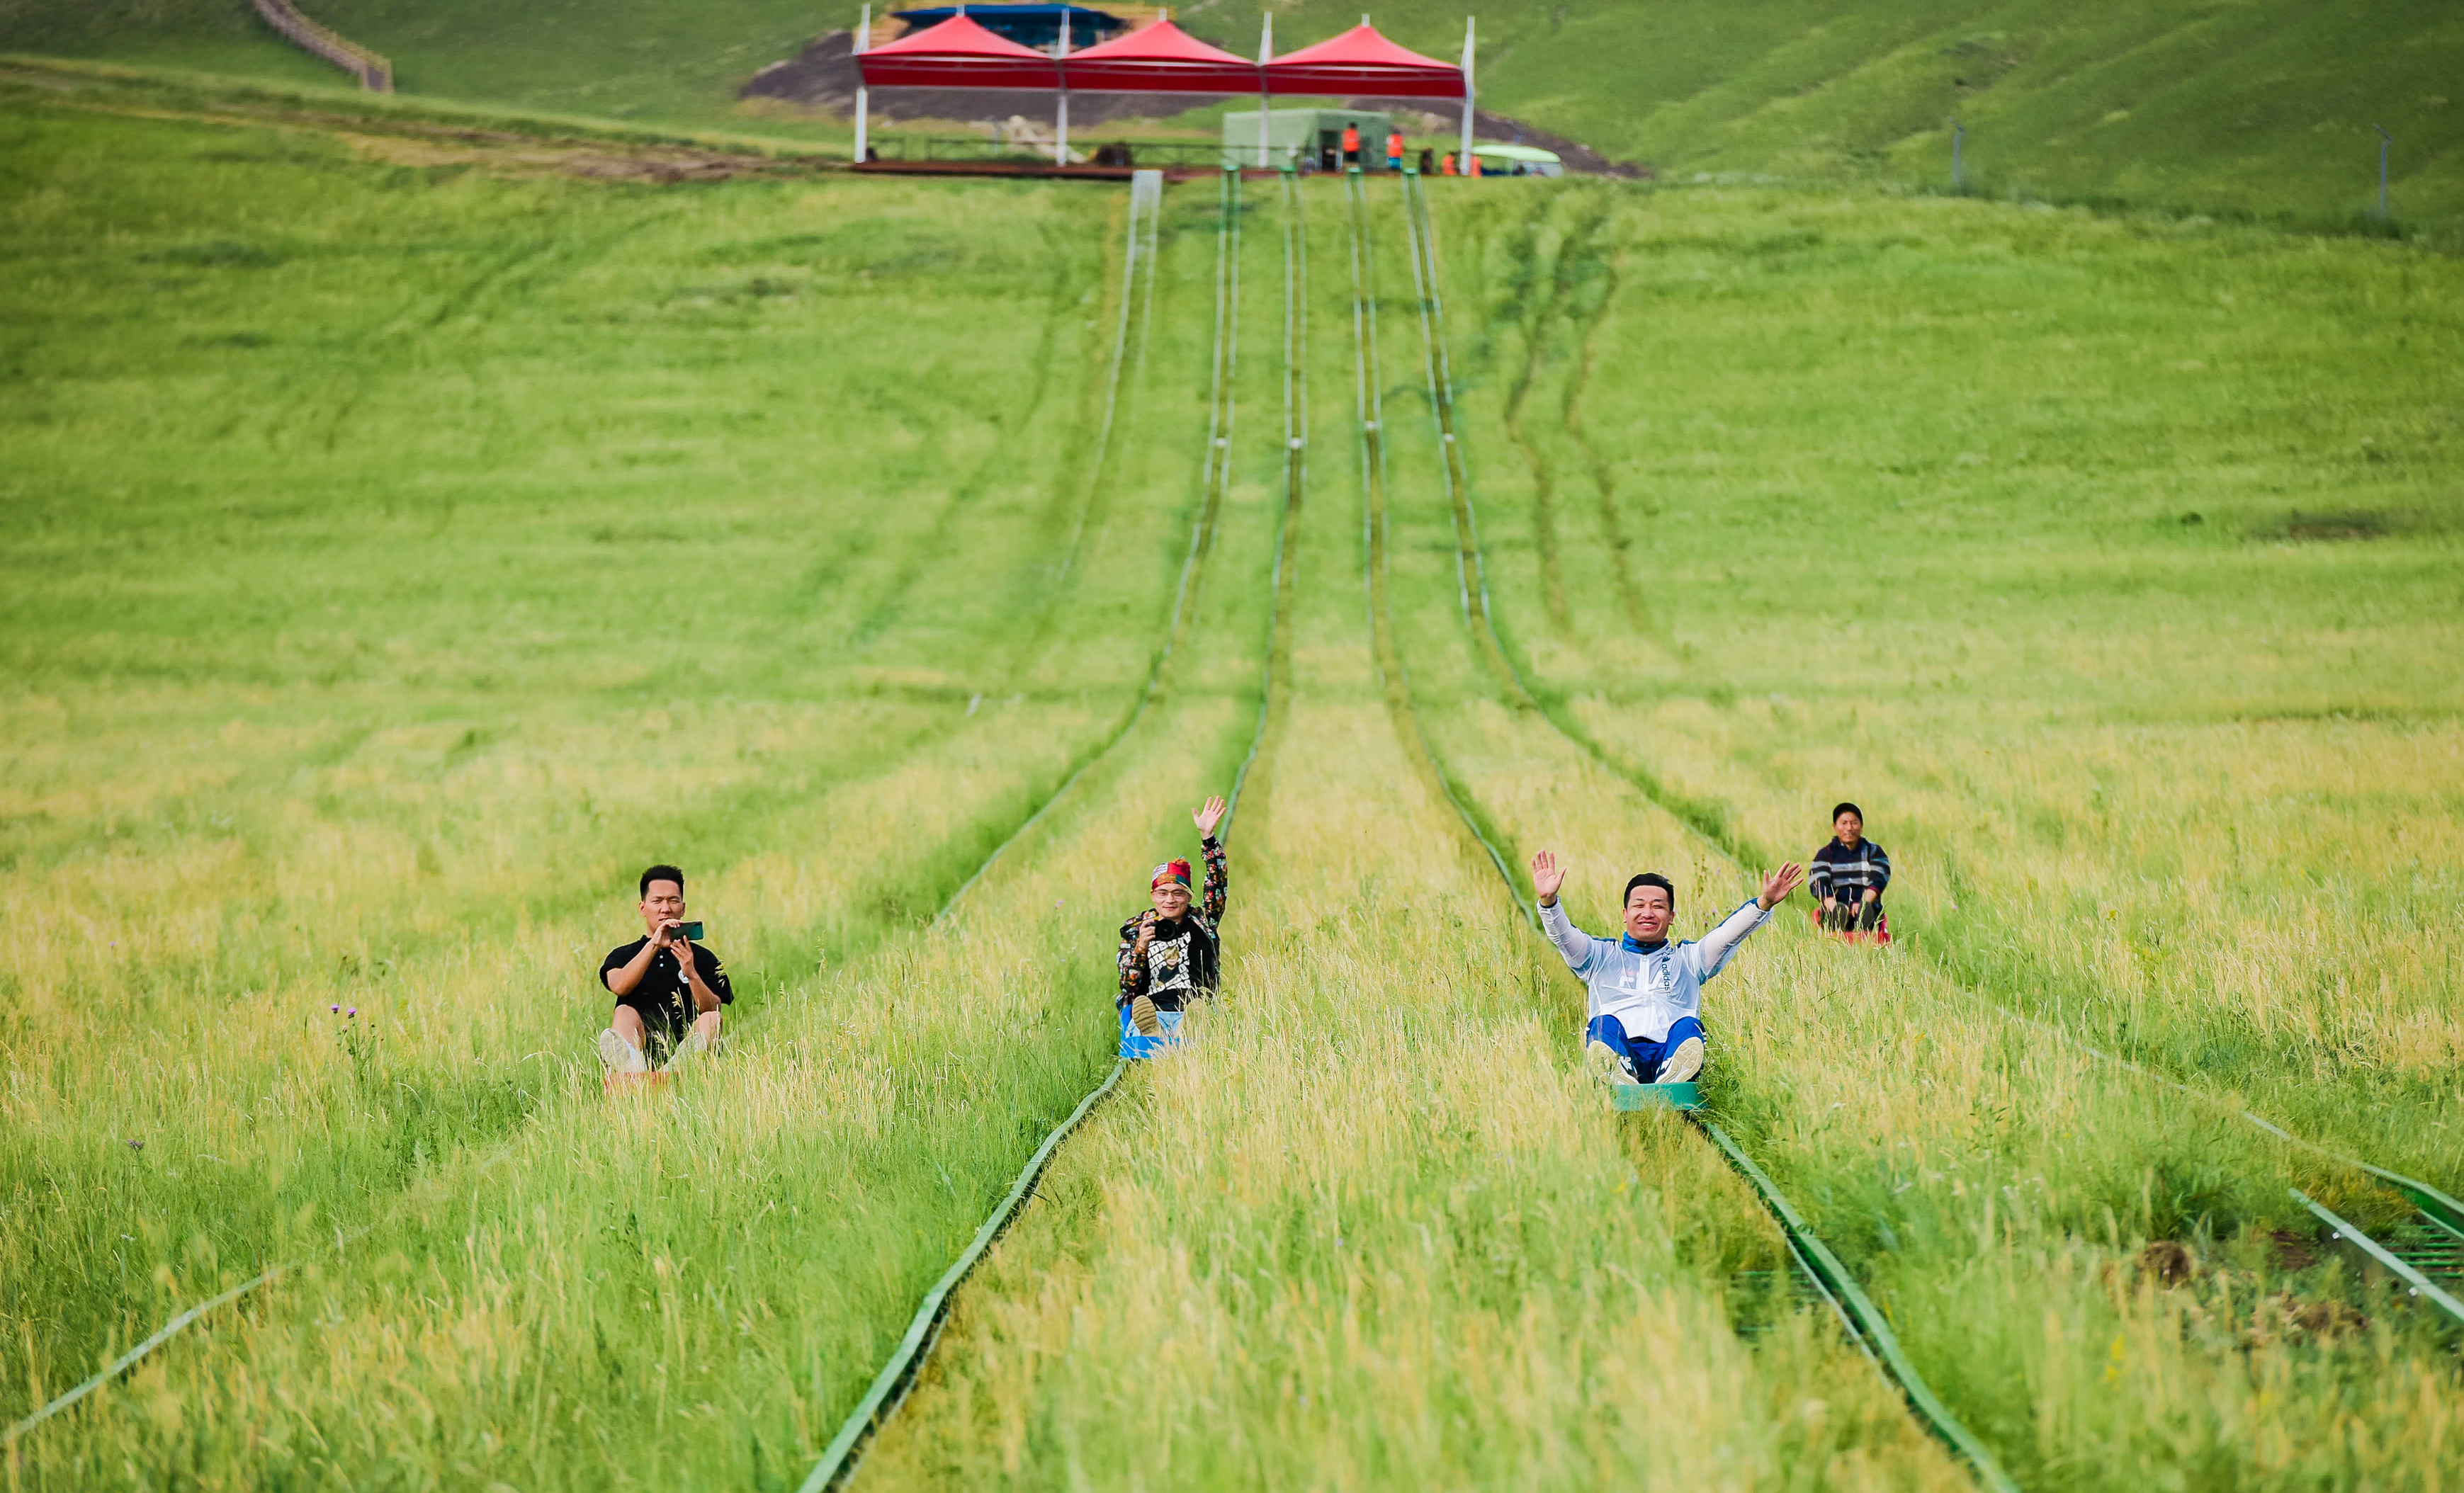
[4,0,2460,224]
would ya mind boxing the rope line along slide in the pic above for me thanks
[1357,173,2021,1493]
[1394,163,2464,1318]
[803,169,1297,1491]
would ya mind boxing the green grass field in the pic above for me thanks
[2,63,2460,1492]
[5,0,2463,229]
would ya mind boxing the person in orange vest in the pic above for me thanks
[1385,129,1406,171]
[1341,121,1362,167]
[1467,149,1483,178]
[1440,151,1457,176]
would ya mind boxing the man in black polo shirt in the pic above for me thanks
[597,863,732,1075]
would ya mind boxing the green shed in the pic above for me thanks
[1221,107,1400,171]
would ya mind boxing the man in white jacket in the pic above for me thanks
[1529,850,1804,1086]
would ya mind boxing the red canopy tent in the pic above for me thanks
[1057,19,1255,93]
[849,10,1474,173]
[1263,22,1463,100]
[855,13,1061,89]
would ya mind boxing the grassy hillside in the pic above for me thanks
[863,172,2463,1489]
[4,72,2461,1491]
[5,0,2461,225]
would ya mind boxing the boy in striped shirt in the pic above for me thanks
[1810,801,1889,933]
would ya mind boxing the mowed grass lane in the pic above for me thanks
[0,98,1244,1485]
[857,177,1969,1493]
[1406,180,2464,1484]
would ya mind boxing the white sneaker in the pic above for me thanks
[1654,1035,1704,1084]
[665,1026,709,1073]
[1584,1039,1638,1088]
[597,1028,649,1075]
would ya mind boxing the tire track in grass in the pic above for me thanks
[1494,198,1605,636]
[0,180,1165,1453]
[1224,169,1311,827]
[1394,174,2464,1385]
[1368,171,2022,1493]
[800,168,1285,1492]
[1555,203,1659,642]
[1398,173,2464,1244]
[1345,169,1533,914]
[935,171,1241,926]
[847,245,1085,649]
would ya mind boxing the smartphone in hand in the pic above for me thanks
[678,921,705,941]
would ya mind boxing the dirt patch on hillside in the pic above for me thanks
[339,130,809,183]
[745,30,1649,177]
[0,67,832,185]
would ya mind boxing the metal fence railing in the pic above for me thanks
[250,0,392,93]
[869,135,1231,169]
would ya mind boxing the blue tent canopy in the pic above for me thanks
[889,4,1126,51]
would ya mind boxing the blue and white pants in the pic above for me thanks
[1119,1003,1187,1060]
[1586,1014,1705,1083]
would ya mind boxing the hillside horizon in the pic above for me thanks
[3,0,2456,228]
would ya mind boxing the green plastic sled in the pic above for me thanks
[1612,1082,1702,1112]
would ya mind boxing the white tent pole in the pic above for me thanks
[1056,9,1070,166]
[853,4,871,165]
[1458,16,1476,172]
[1256,12,1272,169]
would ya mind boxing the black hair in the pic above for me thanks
[639,864,686,898]
[1622,872,1675,909]
[1832,802,1863,822]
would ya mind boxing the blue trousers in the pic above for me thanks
[1587,1014,1705,1082]
[1118,1003,1187,1060]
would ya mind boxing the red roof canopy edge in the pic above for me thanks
[1265,22,1462,98]
[857,15,1466,98]
[1060,18,1255,93]
[857,14,1062,88]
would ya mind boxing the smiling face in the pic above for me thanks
[1152,881,1191,919]
[1833,810,1864,849]
[1624,882,1674,943]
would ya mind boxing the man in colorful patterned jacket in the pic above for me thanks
[1116,795,1228,1058]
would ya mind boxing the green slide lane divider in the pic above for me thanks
[2290,1191,2464,1332]
[1695,1119,2023,1492]
[1358,172,2021,1492]
[813,166,1290,1489]
[934,169,1180,926]
[795,1059,1131,1492]
[2,1266,286,1446]
[1395,166,2464,1338]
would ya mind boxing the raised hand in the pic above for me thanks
[1757,862,1807,910]
[1530,849,1567,905]
[1192,795,1228,839]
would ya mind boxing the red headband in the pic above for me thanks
[1151,858,1192,892]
